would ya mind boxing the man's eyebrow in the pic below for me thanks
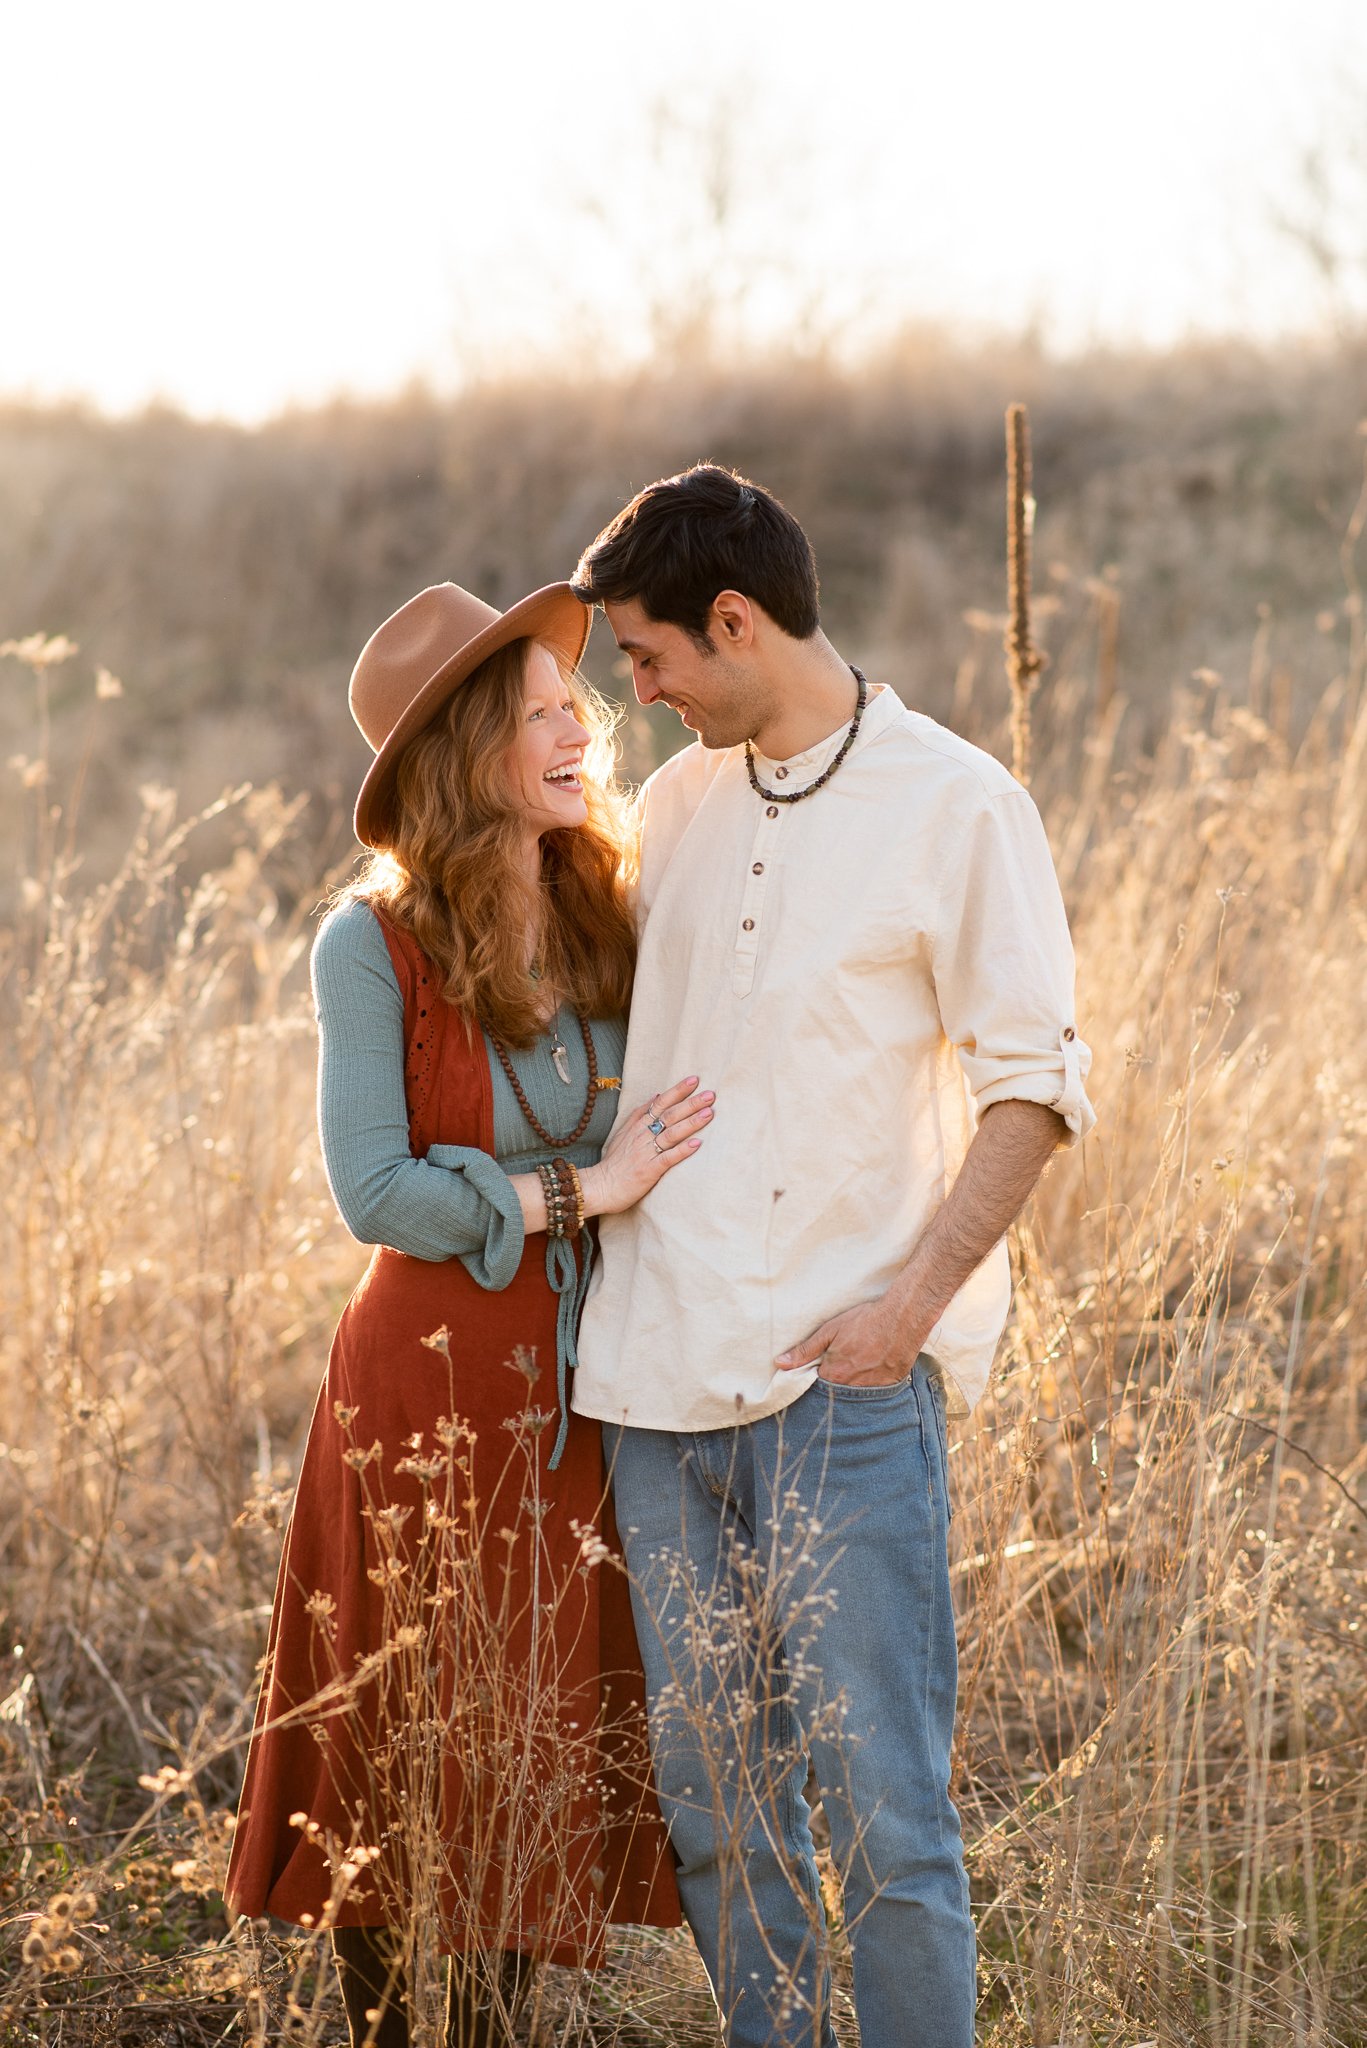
[614,637,647,653]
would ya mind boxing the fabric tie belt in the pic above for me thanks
[545,1228,595,1468]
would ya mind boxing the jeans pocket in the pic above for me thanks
[821,1371,917,1401]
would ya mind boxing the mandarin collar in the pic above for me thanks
[748,681,899,777]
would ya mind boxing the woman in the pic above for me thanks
[225,580,711,2048]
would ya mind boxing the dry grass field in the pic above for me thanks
[2,340,1366,2044]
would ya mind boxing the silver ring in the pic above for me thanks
[651,1136,665,1156]
[647,1116,666,1137]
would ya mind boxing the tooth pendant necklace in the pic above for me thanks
[549,1019,573,1086]
[529,958,574,1085]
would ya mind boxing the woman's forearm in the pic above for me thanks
[509,1172,548,1235]
[510,1162,615,1234]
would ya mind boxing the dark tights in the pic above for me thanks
[331,1926,530,2048]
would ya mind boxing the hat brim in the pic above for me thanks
[353,582,593,849]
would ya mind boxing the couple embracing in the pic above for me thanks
[225,465,1094,2048]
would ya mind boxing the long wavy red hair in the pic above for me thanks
[342,638,637,1045]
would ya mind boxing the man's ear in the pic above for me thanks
[710,590,755,648]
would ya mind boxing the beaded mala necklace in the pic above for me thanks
[489,1011,600,1148]
[744,666,868,805]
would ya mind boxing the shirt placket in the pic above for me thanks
[732,773,796,996]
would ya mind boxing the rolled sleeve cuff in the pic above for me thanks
[424,1144,526,1287]
[963,1026,1096,1144]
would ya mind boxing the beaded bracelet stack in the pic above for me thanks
[536,1157,585,1240]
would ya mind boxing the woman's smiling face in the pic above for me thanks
[511,641,591,833]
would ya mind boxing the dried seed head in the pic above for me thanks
[1,632,80,669]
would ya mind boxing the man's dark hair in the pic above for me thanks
[570,463,820,645]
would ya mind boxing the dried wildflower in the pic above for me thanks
[305,1590,338,1638]
[396,1448,448,1481]
[234,1479,294,1530]
[138,1765,192,1796]
[502,1406,553,1438]
[570,1519,611,1568]
[504,1344,540,1385]
[420,1325,452,1359]
[333,1402,359,1429]
[94,667,124,699]
[0,632,80,668]
[366,1557,407,1587]
[1271,1911,1301,1950]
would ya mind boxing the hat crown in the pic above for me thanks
[347,577,589,849]
[349,582,501,754]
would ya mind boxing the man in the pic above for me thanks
[568,465,1095,2048]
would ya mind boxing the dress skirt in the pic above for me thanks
[224,916,680,1962]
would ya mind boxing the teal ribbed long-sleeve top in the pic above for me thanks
[310,900,626,1459]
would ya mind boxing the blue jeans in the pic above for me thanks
[606,1360,976,2048]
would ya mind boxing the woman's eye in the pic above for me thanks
[527,708,544,722]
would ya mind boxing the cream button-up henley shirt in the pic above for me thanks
[572,684,1095,1431]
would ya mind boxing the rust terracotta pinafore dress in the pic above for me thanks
[225,917,680,1961]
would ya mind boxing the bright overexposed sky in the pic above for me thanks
[3,0,1364,420]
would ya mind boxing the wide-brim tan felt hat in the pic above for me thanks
[349,580,591,847]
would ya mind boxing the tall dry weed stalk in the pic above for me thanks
[1004,402,1045,787]
[3,438,1367,2044]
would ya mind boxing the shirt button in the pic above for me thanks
[766,805,778,819]
[775,766,789,780]
[742,918,755,932]
[1063,1026,1076,1042]
[752,862,764,875]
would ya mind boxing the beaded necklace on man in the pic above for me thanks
[743,666,868,805]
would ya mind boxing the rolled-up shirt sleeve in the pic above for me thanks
[931,787,1095,1143]
[311,904,526,1285]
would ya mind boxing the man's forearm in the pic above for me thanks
[883,1098,1067,1351]
[775,1096,1069,1381]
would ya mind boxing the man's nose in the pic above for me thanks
[633,665,659,706]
